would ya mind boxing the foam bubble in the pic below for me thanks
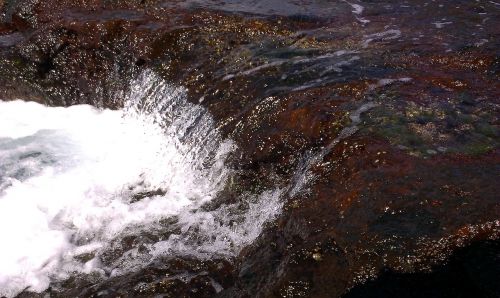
[0,71,245,296]
[0,71,284,297]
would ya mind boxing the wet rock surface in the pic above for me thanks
[0,0,499,297]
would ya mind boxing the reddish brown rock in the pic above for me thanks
[0,0,499,297]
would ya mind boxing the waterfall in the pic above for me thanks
[0,71,283,297]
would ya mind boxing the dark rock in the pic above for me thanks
[344,240,500,298]
[1,0,499,297]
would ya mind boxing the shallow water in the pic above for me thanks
[161,0,344,17]
[0,0,498,296]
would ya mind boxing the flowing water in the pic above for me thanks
[1,0,498,296]
[0,71,283,297]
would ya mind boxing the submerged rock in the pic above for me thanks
[0,0,499,297]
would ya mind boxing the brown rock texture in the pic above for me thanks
[0,0,499,297]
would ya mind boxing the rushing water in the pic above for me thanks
[0,71,283,297]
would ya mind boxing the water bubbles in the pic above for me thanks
[0,71,283,296]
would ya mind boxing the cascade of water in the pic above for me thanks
[0,71,283,297]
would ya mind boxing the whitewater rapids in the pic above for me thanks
[0,71,282,297]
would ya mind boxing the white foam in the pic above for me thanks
[0,71,284,297]
[222,50,359,81]
[343,1,370,24]
[368,77,413,91]
[362,29,402,48]
[432,21,452,29]
[344,1,364,14]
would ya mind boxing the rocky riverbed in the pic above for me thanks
[0,0,499,297]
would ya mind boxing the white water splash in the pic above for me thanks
[0,71,282,296]
[362,29,402,48]
[367,77,413,91]
[344,1,370,24]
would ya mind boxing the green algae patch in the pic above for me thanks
[360,92,499,157]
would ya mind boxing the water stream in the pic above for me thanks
[0,71,283,297]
